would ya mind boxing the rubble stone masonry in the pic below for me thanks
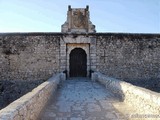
[96,33,160,81]
[0,33,160,82]
[0,33,61,81]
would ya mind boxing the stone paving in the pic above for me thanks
[40,78,129,120]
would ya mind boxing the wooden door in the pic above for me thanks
[70,48,87,77]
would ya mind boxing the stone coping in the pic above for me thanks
[0,32,159,38]
[0,73,65,120]
[92,72,160,114]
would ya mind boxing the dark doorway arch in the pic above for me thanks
[69,48,87,77]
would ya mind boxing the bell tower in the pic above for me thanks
[61,5,96,33]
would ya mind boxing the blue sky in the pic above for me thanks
[0,0,159,33]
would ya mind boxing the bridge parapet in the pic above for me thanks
[0,73,65,120]
[92,72,160,115]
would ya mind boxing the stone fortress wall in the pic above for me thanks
[0,33,60,81]
[96,33,160,81]
[0,33,160,82]
[1,5,159,82]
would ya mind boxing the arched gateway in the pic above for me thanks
[60,6,97,78]
[69,48,87,77]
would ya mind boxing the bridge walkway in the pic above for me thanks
[40,77,133,120]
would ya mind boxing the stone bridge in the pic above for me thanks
[0,73,160,120]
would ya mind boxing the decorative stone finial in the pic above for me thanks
[61,5,96,33]
[86,5,89,11]
[68,5,71,11]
